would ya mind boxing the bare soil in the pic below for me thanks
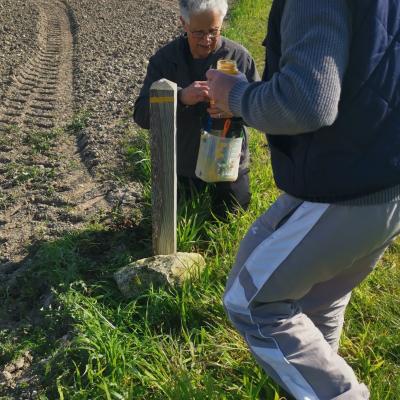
[0,0,179,267]
[0,0,180,395]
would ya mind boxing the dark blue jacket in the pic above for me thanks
[264,0,400,202]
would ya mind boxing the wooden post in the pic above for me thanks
[150,79,177,255]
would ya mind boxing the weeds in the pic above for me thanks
[23,128,61,154]
[122,128,151,183]
[0,193,14,210]
[65,110,91,135]
[5,163,55,186]
[4,124,20,135]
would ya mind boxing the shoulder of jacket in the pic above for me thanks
[152,36,183,63]
[220,36,251,57]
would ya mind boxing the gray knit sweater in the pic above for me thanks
[229,0,351,135]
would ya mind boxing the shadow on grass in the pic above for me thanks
[2,218,152,315]
[0,215,152,345]
[0,211,157,396]
[0,189,224,392]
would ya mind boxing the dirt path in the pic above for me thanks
[0,0,109,273]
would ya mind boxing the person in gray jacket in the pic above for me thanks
[134,0,259,218]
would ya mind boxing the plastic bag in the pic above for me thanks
[195,130,243,182]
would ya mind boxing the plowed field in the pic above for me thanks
[0,0,179,273]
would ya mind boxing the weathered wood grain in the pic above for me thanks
[150,78,177,255]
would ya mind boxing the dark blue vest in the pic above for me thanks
[264,0,400,201]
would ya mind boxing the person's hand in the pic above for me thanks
[179,81,210,105]
[207,104,233,119]
[206,69,247,113]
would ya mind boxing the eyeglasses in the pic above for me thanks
[189,28,221,39]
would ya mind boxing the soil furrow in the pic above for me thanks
[0,0,109,267]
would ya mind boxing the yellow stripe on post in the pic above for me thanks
[150,96,175,104]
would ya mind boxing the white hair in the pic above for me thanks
[179,0,228,23]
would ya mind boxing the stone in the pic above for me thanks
[2,370,12,381]
[114,252,205,299]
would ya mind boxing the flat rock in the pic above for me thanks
[114,252,205,298]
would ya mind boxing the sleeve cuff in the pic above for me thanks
[229,80,250,117]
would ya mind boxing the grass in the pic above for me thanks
[223,0,270,71]
[0,0,399,399]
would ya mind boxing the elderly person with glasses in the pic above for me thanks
[134,0,259,218]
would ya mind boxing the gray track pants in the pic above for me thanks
[224,193,400,399]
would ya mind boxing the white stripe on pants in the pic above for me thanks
[224,193,400,399]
